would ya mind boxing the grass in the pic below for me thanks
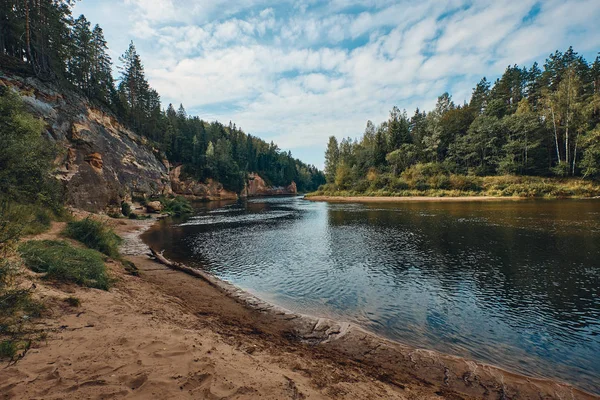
[308,174,600,199]
[0,259,45,361]
[122,259,140,276]
[19,240,110,290]
[63,217,122,258]
[64,296,81,307]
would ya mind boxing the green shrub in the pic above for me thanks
[64,296,81,307]
[391,178,409,191]
[121,202,132,217]
[63,217,121,258]
[428,174,451,190]
[353,179,371,192]
[159,196,193,217]
[449,175,482,191]
[371,174,392,190]
[19,240,110,290]
[0,340,17,359]
[122,259,140,276]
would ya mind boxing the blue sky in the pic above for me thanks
[73,0,600,168]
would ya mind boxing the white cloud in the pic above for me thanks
[73,0,600,168]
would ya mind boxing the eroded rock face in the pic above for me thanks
[170,165,238,201]
[244,173,297,197]
[1,73,171,212]
[146,201,163,213]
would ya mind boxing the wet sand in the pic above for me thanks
[1,214,597,399]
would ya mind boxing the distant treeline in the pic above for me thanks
[0,1,325,192]
[323,47,600,193]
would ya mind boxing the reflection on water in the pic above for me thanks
[143,197,600,394]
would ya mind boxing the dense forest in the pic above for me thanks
[322,48,600,194]
[0,0,325,192]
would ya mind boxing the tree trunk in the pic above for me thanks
[550,106,561,163]
[572,130,579,175]
[565,72,571,173]
[24,0,31,62]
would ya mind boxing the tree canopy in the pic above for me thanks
[322,47,600,190]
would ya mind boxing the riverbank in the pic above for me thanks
[307,175,600,200]
[305,195,524,203]
[1,214,597,399]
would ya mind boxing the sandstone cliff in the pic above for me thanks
[1,72,298,210]
[1,73,171,212]
[243,173,297,197]
[169,165,238,201]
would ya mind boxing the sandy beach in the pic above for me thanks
[0,214,596,400]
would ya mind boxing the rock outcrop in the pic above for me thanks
[1,71,299,210]
[146,201,163,213]
[1,72,171,212]
[169,165,238,201]
[243,173,297,197]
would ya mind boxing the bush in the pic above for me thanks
[428,174,451,190]
[449,175,482,191]
[63,217,121,258]
[19,240,110,290]
[122,259,140,276]
[353,179,371,193]
[159,196,193,217]
[0,340,17,359]
[121,202,132,217]
[0,90,62,210]
[371,173,392,190]
[391,177,409,191]
[64,296,81,307]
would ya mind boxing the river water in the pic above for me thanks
[142,196,600,394]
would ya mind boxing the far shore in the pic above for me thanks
[304,195,530,203]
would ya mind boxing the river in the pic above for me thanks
[142,196,600,394]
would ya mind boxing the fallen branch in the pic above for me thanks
[149,248,217,287]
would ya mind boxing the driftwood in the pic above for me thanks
[149,248,219,288]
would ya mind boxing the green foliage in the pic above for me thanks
[580,127,600,178]
[314,47,600,196]
[19,240,110,290]
[64,296,81,307]
[159,196,193,217]
[122,259,140,276]
[0,340,17,359]
[63,217,122,258]
[121,202,132,217]
[0,90,61,209]
[309,173,599,198]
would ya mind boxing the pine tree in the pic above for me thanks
[324,136,339,183]
[69,15,93,94]
[118,41,151,129]
[90,24,114,105]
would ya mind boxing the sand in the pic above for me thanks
[1,214,596,399]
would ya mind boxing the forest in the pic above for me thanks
[321,48,600,195]
[0,0,325,192]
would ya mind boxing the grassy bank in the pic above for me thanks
[307,175,600,199]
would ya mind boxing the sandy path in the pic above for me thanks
[1,215,597,399]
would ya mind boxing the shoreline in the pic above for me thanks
[2,213,597,399]
[134,216,597,399]
[306,195,535,203]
